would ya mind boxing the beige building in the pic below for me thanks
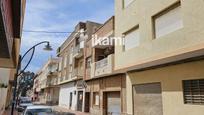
[57,21,101,112]
[0,0,26,114]
[84,17,127,115]
[115,0,204,115]
[34,58,60,105]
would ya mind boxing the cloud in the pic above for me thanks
[21,0,114,73]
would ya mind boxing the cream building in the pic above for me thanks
[57,21,101,112]
[115,0,204,115]
[34,58,60,105]
[83,17,127,115]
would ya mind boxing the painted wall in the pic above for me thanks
[0,68,10,114]
[114,0,204,71]
[127,60,204,115]
[58,82,77,111]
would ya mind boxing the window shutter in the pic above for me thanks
[183,79,204,104]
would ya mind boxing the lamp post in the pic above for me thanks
[11,41,53,115]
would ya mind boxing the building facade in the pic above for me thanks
[57,21,102,112]
[115,0,204,115]
[0,0,26,114]
[34,58,60,105]
[83,17,127,115]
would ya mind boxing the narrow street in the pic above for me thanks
[1,0,204,115]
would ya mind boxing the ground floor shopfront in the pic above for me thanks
[85,74,126,115]
[126,59,204,115]
[58,80,85,112]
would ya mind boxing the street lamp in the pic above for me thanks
[11,41,52,115]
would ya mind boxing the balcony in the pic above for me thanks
[45,77,59,86]
[46,81,53,87]
[46,70,58,76]
[72,68,83,79]
[52,78,58,85]
[91,54,114,78]
[73,45,83,59]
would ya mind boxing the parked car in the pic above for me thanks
[22,106,54,115]
[17,98,33,112]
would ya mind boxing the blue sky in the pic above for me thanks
[21,0,114,73]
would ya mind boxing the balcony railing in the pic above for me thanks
[53,78,58,85]
[72,68,83,79]
[91,54,114,78]
[73,45,83,58]
[95,58,108,69]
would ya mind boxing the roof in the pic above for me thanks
[26,106,52,110]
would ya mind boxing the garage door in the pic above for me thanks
[133,83,163,115]
[107,92,121,115]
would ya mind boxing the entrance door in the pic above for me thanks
[69,92,73,109]
[107,92,121,115]
[84,92,90,112]
[77,91,83,111]
[133,83,163,115]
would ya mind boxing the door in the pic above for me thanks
[107,92,121,115]
[69,92,73,109]
[133,83,163,115]
[84,92,90,112]
[77,91,83,111]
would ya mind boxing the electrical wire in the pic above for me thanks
[23,30,81,34]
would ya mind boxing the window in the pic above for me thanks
[123,0,135,8]
[183,79,204,105]
[63,56,67,68]
[80,41,85,49]
[93,92,99,106]
[123,26,140,51]
[86,57,92,68]
[69,65,73,72]
[153,2,183,38]
[58,58,62,71]
[69,53,73,64]
[71,46,74,52]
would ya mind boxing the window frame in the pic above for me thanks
[93,92,100,106]
[123,25,140,51]
[122,0,135,9]
[182,79,204,105]
[152,1,182,39]
[86,57,92,68]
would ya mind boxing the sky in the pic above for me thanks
[21,0,114,73]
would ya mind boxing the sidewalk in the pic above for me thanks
[2,109,19,115]
[53,106,90,115]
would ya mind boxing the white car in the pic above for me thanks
[18,99,33,110]
[22,106,54,115]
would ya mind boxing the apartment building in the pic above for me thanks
[33,74,40,101]
[83,17,126,115]
[115,0,204,115]
[57,21,101,112]
[0,0,26,114]
[34,58,59,105]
